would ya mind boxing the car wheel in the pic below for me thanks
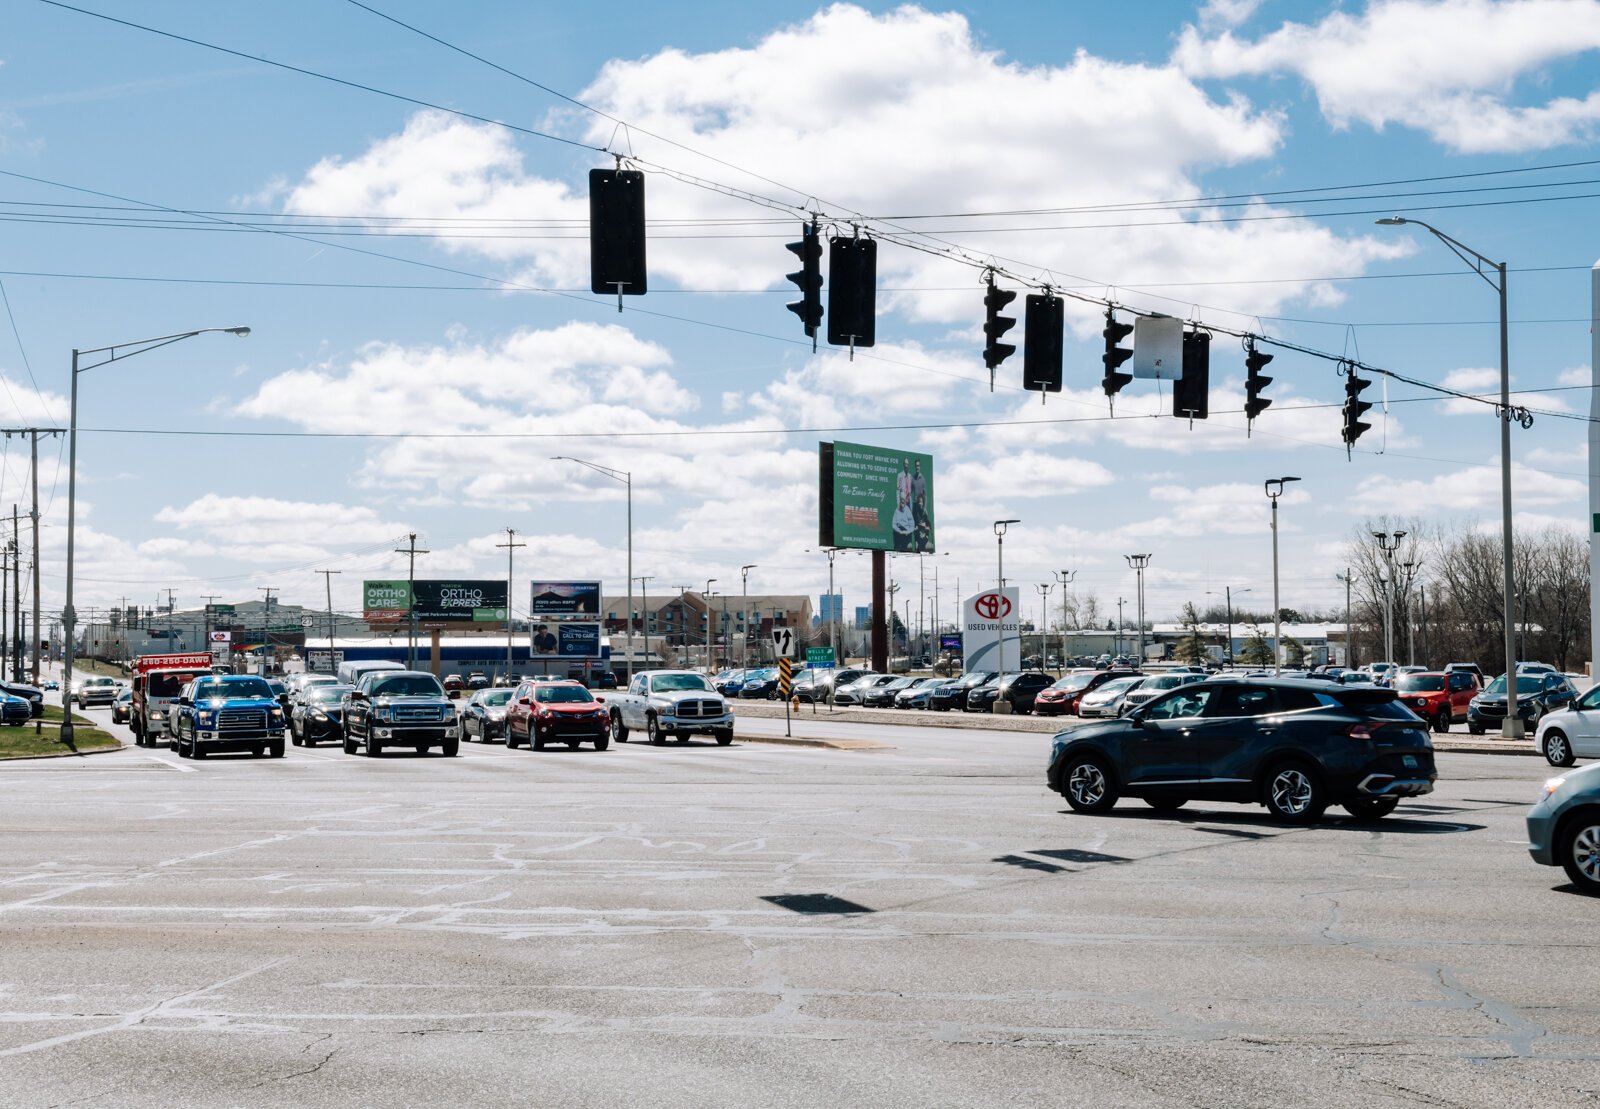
[1468,723,1485,736]
[1060,755,1118,814]
[441,738,459,757]
[532,733,545,751]
[190,739,206,759]
[1263,762,1326,823]
[252,745,264,758]
[611,711,629,743]
[1143,796,1188,812]
[268,739,285,759]
[1544,729,1577,768]
[594,732,610,751]
[365,738,382,757]
[1560,815,1600,894]
[565,738,581,749]
[343,735,357,756]
[1433,708,1451,734]
[715,728,733,746]
[1343,797,1399,820]
[647,715,665,745]
[675,733,689,743]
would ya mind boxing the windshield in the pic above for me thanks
[477,689,515,706]
[193,678,272,700]
[1053,673,1098,692]
[1397,675,1446,692]
[1095,677,1143,696]
[308,686,353,704]
[149,670,206,697]
[885,678,915,690]
[1144,675,1186,690]
[652,674,714,692]
[535,685,594,703]
[369,675,444,697]
[1484,676,1543,696]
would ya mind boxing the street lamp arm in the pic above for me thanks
[1378,217,1502,292]
[550,455,629,484]
[75,326,250,372]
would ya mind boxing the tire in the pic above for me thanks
[1263,762,1326,823]
[1468,723,1485,736]
[365,738,382,758]
[594,732,610,751]
[647,715,665,745]
[291,722,303,746]
[675,733,689,744]
[610,711,629,743]
[251,745,264,758]
[1143,796,1188,812]
[343,735,357,756]
[566,738,581,749]
[441,738,459,757]
[1433,708,1451,734]
[1060,755,1118,814]
[715,728,733,746]
[133,718,147,747]
[1544,729,1577,768]
[268,739,285,759]
[506,727,523,750]
[532,733,545,751]
[1343,797,1399,820]
[1559,814,1600,894]
[190,740,206,759]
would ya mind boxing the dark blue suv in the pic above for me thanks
[1047,679,1435,822]
[172,674,287,759]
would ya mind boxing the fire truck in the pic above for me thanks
[130,652,215,747]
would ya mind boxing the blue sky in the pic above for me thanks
[2,0,1598,635]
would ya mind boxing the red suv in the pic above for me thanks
[506,680,610,750]
[1393,670,1478,733]
[1036,670,1142,717]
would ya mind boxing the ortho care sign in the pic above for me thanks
[362,580,509,623]
[962,588,1020,673]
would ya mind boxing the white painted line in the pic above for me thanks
[143,755,196,773]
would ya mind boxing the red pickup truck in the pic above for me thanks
[1393,670,1479,733]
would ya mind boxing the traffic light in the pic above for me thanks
[1173,329,1210,420]
[1244,340,1273,422]
[785,220,823,349]
[1101,309,1134,401]
[982,276,1017,388]
[1342,368,1374,451]
[588,168,647,302]
[1023,293,1063,394]
[827,235,876,349]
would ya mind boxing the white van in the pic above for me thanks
[336,659,407,686]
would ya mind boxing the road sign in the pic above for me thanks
[208,630,230,644]
[771,627,795,658]
[212,604,235,615]
[778,657,794,698]
[806,647,835,666]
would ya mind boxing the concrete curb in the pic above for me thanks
[1433,740,1540,757]
[0,739,129,762]
[737,734,892,751]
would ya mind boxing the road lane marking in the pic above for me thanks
[143,755,195,773]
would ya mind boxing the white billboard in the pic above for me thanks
[962,588,1021,672]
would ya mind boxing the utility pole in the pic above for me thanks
[1265,477,1300,676]
[1337,570,1358,668]
[635,575,653,670]
[29,430,40,683]
[11,507,20,682]
[0,537,8,678]
[1036,583,1053,670]
[1373,531,1405,664]
[258,588,276,676]
[1402,559,1419,666]
[314,570,341,673]
[739,564,757,669]
[1116,597,1125,658]
[1055,569,1075,671]
[395,533,428,669]
[703,580,717,672]
[496,529,525,682]
[163,588,176,653]
[1420,582,1429,667]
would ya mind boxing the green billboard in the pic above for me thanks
[819,440,935,553]
[363,580,411,622]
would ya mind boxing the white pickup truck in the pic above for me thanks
[599,670,734,746]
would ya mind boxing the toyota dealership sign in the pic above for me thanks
[962,588,1020,672]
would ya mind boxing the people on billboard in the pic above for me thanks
[532,624,558,655]
[911,459,931,552]
[892,457,916,551]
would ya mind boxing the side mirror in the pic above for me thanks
[177,697,190,706]
[518,697,532,706]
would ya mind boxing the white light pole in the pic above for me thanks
[994,519,1019,672]
[739,564,756,669]
[1055,568,1075,668]
[496,528,525,683]
[1207,586,1250,668]
[61,326,249,741]
[1265,476,1300,675]
[553,457,631,674]
[703,578,717,672]
[1378,217,1520,735]
[1125,554,1152,663]
[1373,531,1405,667]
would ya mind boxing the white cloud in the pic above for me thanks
[1347,460,1587,512]
[1436,366,1572,416]
[1175,0,1600,153]
[1198,0,1265,32]
[1558,366,1592,387]
[155,494,409,548]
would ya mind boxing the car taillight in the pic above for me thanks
[1345,722,1389,741]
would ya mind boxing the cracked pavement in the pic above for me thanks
[3,717,1599,1107]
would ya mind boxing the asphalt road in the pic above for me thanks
[3,700,1598,1107]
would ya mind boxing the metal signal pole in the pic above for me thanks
[497,529,526,682]
[395,533,428,669]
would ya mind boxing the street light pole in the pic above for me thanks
[1265,476,1300,676]
[1036,583,1053,670]
[1124,554,1153,663]
[553,457,632,676]
[61,325,249,742]
[496,528,526,682]
[1207,586,1250,669]
[994,520,1020,672]
[703,578,717,672]
[635,575,653,670]
[1373,531,1405,666]
[739,564,756,670]
[1055,569,1075,669]
[1378,216,1520,735]
[1336,570,1358,668]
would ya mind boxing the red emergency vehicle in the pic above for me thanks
[130,652,214,747]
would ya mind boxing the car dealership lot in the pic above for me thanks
[4,718,1600,1106]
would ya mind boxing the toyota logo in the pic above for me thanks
[974,593,1012,619]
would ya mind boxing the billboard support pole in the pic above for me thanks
[871,551,887,673]
[1590,257,1600,677]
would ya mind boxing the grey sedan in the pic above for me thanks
[1527,761,1600,894]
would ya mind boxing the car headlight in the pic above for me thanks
[149,710,165,720]
[270,707,283,719]
[309,708,327,720]
[374,706,392,721]
[1544,776,1566,797]
[488,709,506,720]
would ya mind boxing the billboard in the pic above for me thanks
[818,440,935,553]
[962,588,1020,673]
[939,634,963,652]
[528,581,601,616]
[363,580,508,623]
[531,621,602,658]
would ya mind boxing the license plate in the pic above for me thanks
[1402,755,1418,768]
